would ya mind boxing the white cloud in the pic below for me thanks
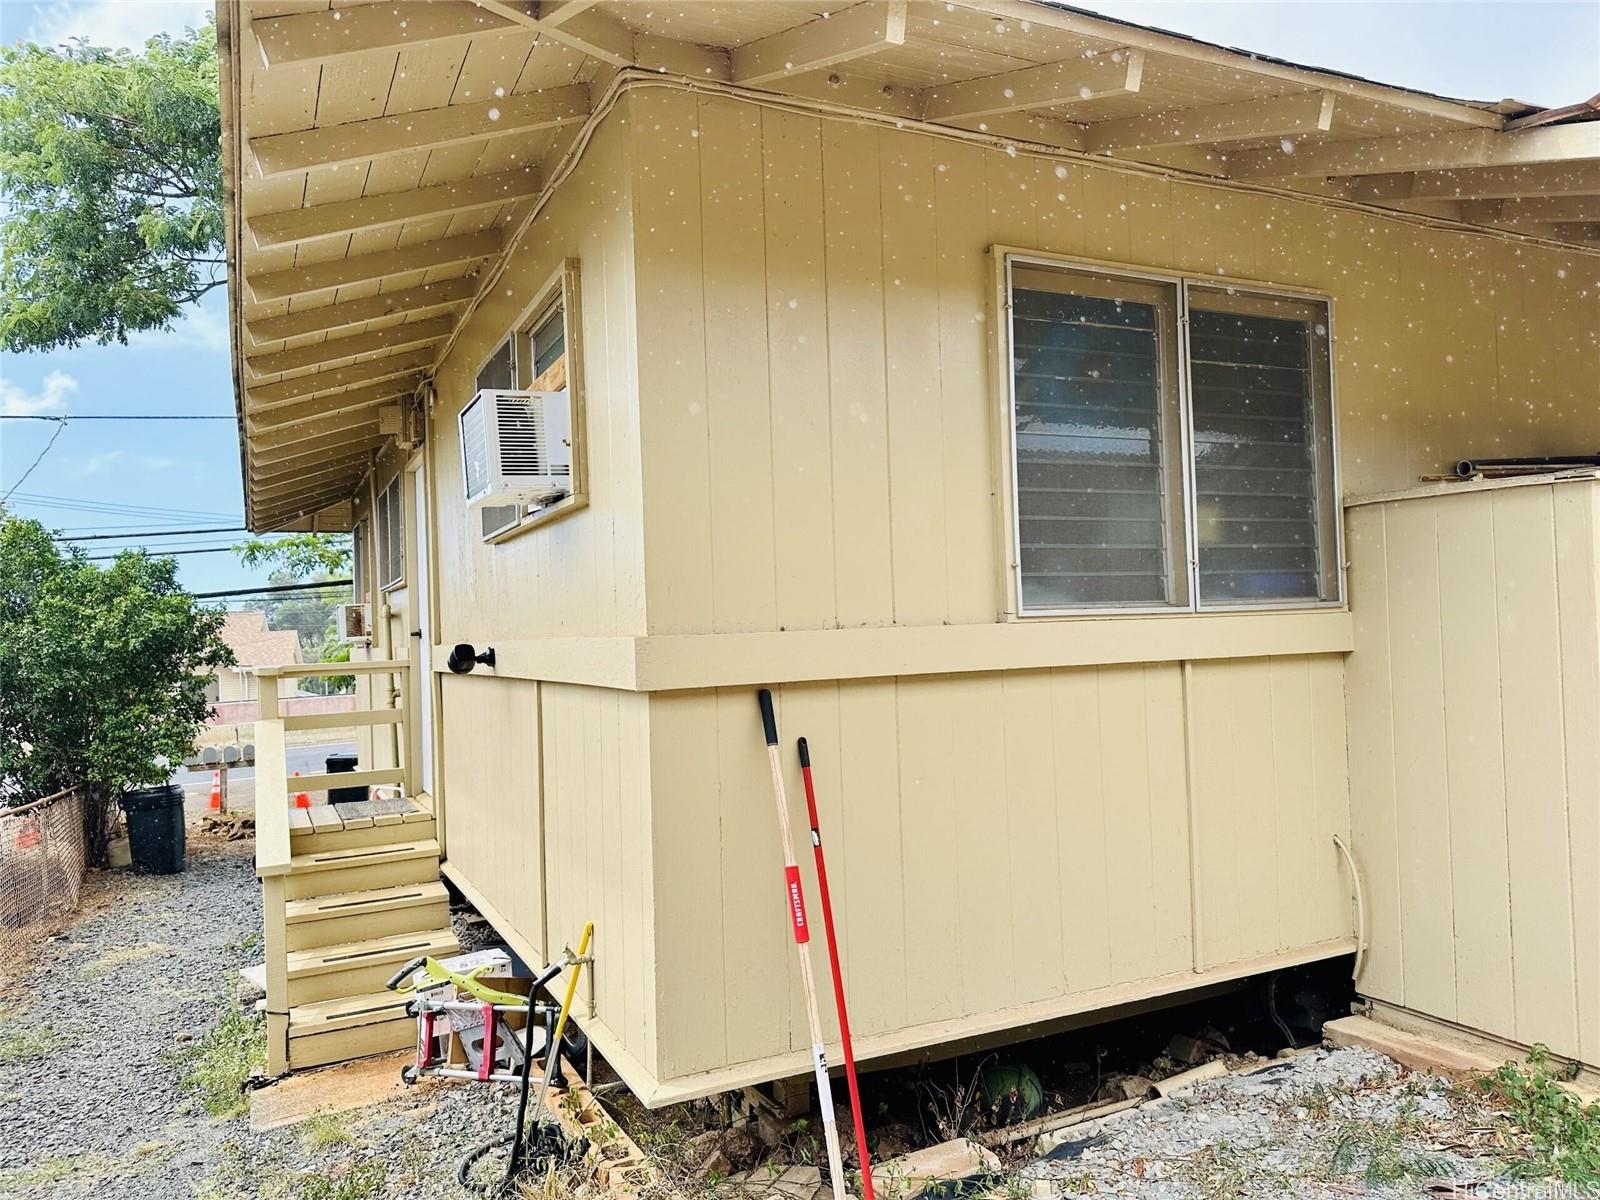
[0,369,78,417]
[24,1,212,52]
[75,449,127,476]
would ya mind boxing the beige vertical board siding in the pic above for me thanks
[536,683,656,1074]
[1001,671,1063,1004]
[1307,655,1353,946]
[1492,487,1581,1057]
[1435,494,1516,1041]
[934,140,1001,623]
[1555,485,1600,1065]
[1346,479,1600,1067]
[428,110,645,646]
[822,124,895,628]
[1051,666,1112,994]
[1344,506,1405,1000]
[1382,501,1457,1021]
[953,674,1019,1010]
[896,678,963,1026]
[439,676,544,957]
[646,689,726,1077]
[881,132,949,626]
[1094,666,1156,983]
[699,98,779,635]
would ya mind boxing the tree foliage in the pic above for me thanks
[0,516,233,861]
[234,533,352,580]
[0,22,223,352]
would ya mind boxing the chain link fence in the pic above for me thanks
[0,789,87,963]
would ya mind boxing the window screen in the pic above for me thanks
[352,520,368,601]
[530,306,565,381]
[376,477,403,588]
[1009,266,1186,610]
[476,338,521,539]
[1005,257,1340,613]
[1186,288,1337,604]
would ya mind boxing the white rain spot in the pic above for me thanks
[1005,144,1017,157]
[494,86,506,98]
[332,8,341,17]
[1314,323,1327,335]
[787,298,799,310]
[1557,268,1568,279]
[1057,192,1066,201]
[1078,86,1093,100]
[1110,50,1124,62]
[487,107,501,121]
[689,401,703,415]
[1445,354,1454,363]
[1003,87,1015,100]
[1054,164,1068,179]
[784,60,794,70]
[977,121,989,131]
[1279,138,1296,154]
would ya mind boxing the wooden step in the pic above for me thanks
[286,927,458,1006]
[283,881,451,952]
[288,800,435,854]
[283,839,441,900]
[287,991,415,1070]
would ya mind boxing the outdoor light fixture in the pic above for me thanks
[447,643,496,674]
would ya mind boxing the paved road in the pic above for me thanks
[174,740,358,814]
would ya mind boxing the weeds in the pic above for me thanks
[297,1160,386,1200]
[0,1019,70,1065]
[1478,1045,1600,1184]
[298,1110,355,1152]
[177,1002,267,1119]
[1327,1117,1452,1185]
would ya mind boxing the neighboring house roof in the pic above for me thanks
[216,0,1600,531]
[218,611,301,669]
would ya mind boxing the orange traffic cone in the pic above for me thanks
[208,770,223,812]
[292,770,311,809]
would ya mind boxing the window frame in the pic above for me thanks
[997,248,1344,619]
[376,474,405,592]
[467,259,588,546]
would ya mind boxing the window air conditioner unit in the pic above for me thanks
[337,602,371,643]
[459,389,572,508]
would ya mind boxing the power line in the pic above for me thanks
[58,526,248,541]
[0,414,234,421]
[191,579,352,600]
[84,545,245,561]
[1,419,68,504]
[9,492,242,522]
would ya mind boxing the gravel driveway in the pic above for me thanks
[0,832,543,1200]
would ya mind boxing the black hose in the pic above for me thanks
[454,957,568,1197]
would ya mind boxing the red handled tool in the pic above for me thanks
[758,690,846,1200]
[798,736,875,1200]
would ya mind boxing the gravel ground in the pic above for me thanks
[1020,1047,1556,1199]
[0,831,553,1200]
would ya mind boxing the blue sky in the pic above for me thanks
[1,0,1596,596]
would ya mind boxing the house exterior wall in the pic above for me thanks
[1345,477,1600,1071]
[414,109,658,1080]
[619,86,1597,1096]
[411,86,1597,1101]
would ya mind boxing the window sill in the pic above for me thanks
[482,492,588,546]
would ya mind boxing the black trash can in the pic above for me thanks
[325,752,364,805]
[119,784,186,874]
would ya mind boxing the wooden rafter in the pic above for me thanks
[250,168,542,249]
[245,317,455,379]
[246,279,480,345]
[254,455,373,498]
[251,414,382,452]
[1085,91,1335,154]
[1229,122,1600,180]
[253,1,518,68]
[1346,161,1600,202]
[251,86,588,177]
[1458,196,1600,224]
[474,0,636,65]
[921,49,1144,123]
[247,381,419,432]
[256,486,357,525]
[247,351,434,408]
[247,231,502,304]
[250,426,384,468]
[731,2,908,87]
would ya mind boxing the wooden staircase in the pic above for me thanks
[255,661,457,1074]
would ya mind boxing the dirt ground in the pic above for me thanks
[2,828,1594,1200]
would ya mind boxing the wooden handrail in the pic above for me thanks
[254,719,292,877]
[2,787,80,819]
[255,660,408,678]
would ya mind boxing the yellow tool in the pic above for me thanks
[387,954,527,1008]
